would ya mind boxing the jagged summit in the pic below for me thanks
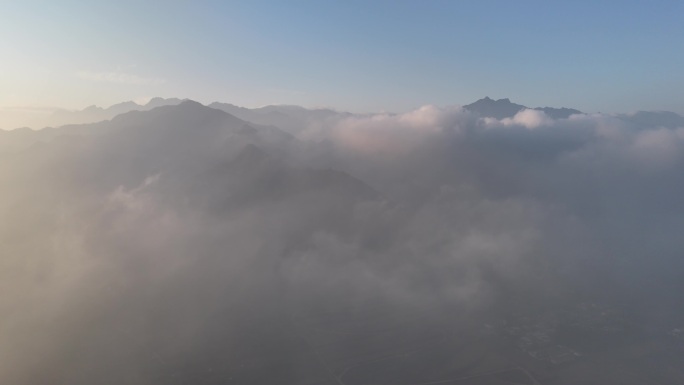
[464,97,582,120]
[464,97,527,119]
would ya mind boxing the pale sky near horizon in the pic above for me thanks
[1,0,683,116]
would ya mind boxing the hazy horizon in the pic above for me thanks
[3,1,684,117]
[3,94,683,131]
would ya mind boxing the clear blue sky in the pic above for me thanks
[1,0,683,113]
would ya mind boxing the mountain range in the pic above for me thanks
[4,96,683,135]
[462,97,684,130]
[48,97,185,126]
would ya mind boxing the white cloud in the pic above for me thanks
[318,105,469,156]
[501,109,553,129]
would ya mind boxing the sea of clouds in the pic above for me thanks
[1,102,683,383]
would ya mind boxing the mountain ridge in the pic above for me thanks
[4,96,684,133]
[464,97,583,119]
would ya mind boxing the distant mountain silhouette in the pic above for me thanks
[6,96,683,138]
[48,97,185,127]
[209,102,351,134]
[464,97,582,119]
[534,106,583,119]
[1,100,375,209]
[464,97,527,119]
[209,102,302,130]
[0,100,300,155]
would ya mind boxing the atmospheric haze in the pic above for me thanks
[2,97,684,384]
